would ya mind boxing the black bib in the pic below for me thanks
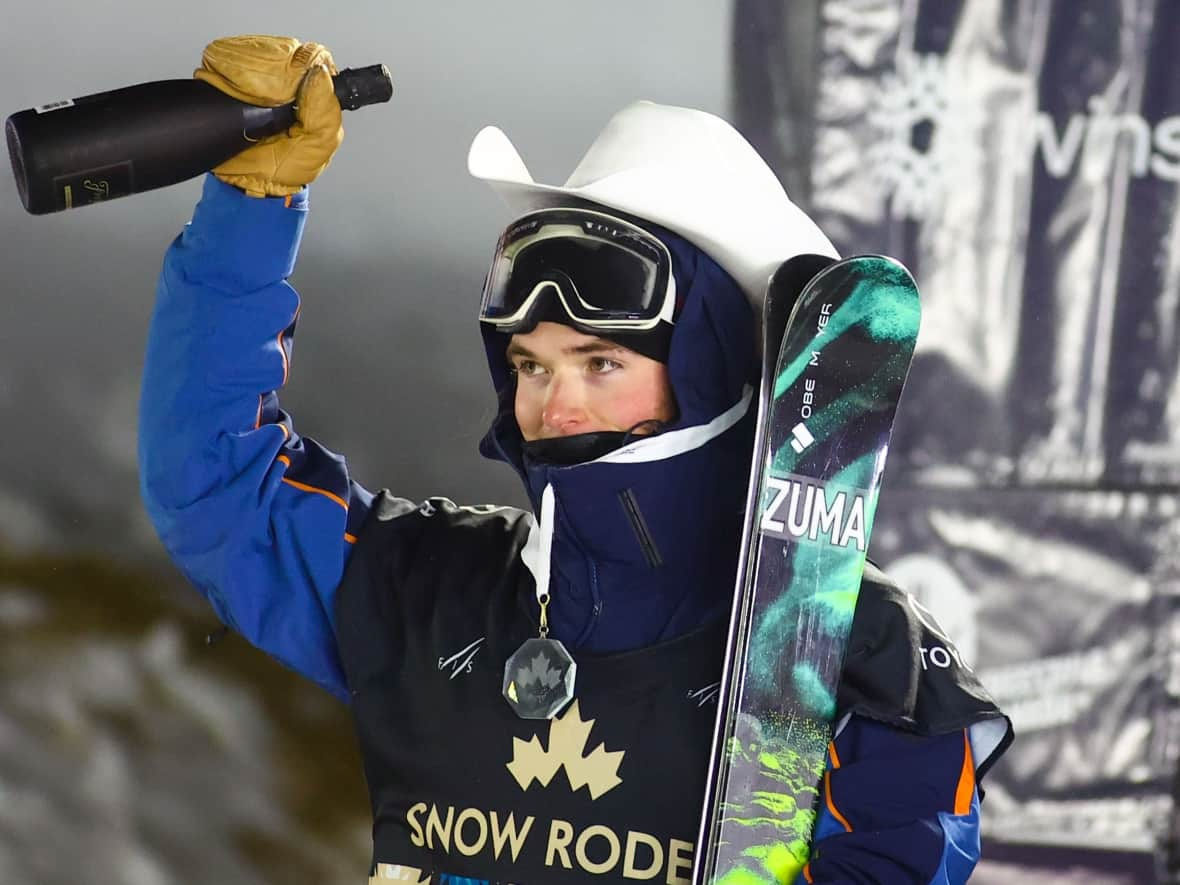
[335,492,1010,883]
[336,494,725,883]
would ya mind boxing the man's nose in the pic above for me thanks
[542,374,589,436]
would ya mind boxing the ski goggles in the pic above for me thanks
[478,208,677,333]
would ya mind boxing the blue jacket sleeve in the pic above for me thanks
[138,175,373,702]
[799,716,983,884]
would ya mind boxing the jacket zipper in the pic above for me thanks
[618,489,663,568]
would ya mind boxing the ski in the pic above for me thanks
[694,255,921,884]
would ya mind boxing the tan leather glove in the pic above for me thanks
[194,35,343,197]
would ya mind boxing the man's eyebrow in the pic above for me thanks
[505,341,537,360]
[505,339,629,359]
[566,341,629,356]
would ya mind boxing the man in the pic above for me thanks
[138,35,1012,884]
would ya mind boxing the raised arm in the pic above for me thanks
[138,37,371,700]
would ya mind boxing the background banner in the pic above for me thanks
[734,0,1180,879]
[736,0,1180,488]
[873,488,1180,879]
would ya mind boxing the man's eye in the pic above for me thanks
[514,360,544,376]
[589,357,622,374]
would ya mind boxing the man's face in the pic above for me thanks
[507,322,677,441]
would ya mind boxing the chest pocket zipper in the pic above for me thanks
[618,488,663,568]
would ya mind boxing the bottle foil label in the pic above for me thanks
[53,162,133,210]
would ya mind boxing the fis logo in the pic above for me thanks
[760,475,868,551]
[437,637,484,680]
[867,53,1180,220]
[507,700,624,800]
[687,681,721,707]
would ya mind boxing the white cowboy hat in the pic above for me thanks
[467,100,838,307]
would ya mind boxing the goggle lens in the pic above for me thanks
[479,208,674,331]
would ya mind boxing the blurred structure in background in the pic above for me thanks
[734,0,1180,881]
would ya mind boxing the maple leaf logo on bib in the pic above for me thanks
[506,701,624,800]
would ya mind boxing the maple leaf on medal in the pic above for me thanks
[520,652,561,689]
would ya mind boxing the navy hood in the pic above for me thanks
[479,222,758,652]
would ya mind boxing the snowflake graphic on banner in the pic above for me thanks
[866,53,980,220]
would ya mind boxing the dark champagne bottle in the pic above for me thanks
[5,64,392,215]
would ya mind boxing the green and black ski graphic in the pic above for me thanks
[695,255,921,884]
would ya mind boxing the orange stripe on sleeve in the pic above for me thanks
[802,862,814,883]
[255,403,291,439]
[824,770,853,833]
[275,454,349,513]
[954,730,976,816]
[281,476,349,512]
[828,741,842,770]
[277,327,290,385]
[284,194,293,208]
[344,532,357,544]
[276,304,300,387]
